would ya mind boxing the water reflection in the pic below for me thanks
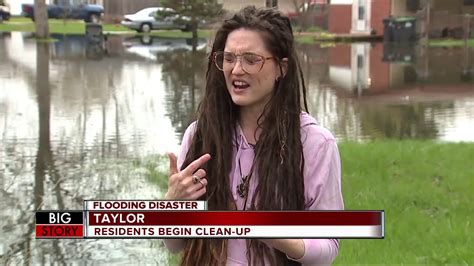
[123,35,207,61]
[301,42,474,141]
[160,49,207,140]
[0,33,175,264]
[1,32,474,263]
[31,40,69,266]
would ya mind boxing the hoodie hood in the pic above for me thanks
[233,112,319,149]
[300,111,319,128]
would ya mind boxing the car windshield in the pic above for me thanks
[136,8,157,16]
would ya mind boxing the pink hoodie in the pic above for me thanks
[163,112,344,265]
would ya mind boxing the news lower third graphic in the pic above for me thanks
[36,211,84,238]
[35,200,384,239]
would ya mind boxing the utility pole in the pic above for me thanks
[419,0,431,82]
[462,14,471,81]
[425,0,431,42]
[34,0,49,39]
[463,14,471,47]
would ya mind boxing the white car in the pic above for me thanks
[121,7,191,33]
[122,36,207,60]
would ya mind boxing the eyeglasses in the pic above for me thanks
[213,51,275,74]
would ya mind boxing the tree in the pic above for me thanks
[291,0,312,31]
[160,49,207,139]
[291,0,329,31]
[34,0,49,39]
[160,0,223,51]
[266,0,278,8]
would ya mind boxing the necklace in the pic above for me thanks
[237,157,248,198]
[237,148,255,198]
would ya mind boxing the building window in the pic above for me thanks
[357,55,364,68]
[358,0,365,20]
[407,0,420,12]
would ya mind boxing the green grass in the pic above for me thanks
[0,17,214,38]
[1,17,346,44]
[334,141,474,264]
[1,17,326,43]
[429,38,474,47]
[295,35,316,44]
[293,26,326,33]
[139,141,473,264]
[1,17,89,33]
[140,29,213,38]
[132,155,169,190]
[295,33,336,44]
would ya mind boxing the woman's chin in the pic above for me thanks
[230,96,250,107]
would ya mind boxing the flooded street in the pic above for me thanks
[0,32,473,263]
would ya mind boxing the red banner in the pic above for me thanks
[36,225,83,238]
[88,211,382,226]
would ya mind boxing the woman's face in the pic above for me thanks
[222,28,283,112]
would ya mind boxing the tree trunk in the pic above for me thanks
[34,0,49,39]
[35,42,50,210]
[425,0,431,42]
[191,17,198,52]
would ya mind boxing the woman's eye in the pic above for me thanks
[244,55,261,65]
[224,54,235,63]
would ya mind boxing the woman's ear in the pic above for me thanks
[280,58,288,77]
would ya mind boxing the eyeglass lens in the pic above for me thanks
[214,52,264,73]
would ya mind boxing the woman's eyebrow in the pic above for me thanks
[223,51,260,55]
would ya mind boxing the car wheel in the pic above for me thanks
[87,14,100,23]
[140,35,152,45]
[181,24,191,32]
[140,23,151,33]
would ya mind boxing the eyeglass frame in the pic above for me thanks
[212,51,277,74]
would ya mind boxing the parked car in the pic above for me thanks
[0,5,10,21]
[21,3,104,23]
[121,7,191,33]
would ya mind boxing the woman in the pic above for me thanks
[164,6,343,265]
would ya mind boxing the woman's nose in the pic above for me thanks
[231,58,245,74]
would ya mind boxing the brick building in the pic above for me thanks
[329,0,474,37]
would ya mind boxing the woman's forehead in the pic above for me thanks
[224,29,269,54]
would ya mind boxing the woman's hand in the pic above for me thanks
[259,239,305,260]
[165,153,211,200]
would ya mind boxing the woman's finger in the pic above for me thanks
[189,178,208,199]
[167,152,178,175]
[181,154,211,177]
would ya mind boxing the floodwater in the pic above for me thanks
[0,31,473,264]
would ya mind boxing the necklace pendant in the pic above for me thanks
[237,175,248,198]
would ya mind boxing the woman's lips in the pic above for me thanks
[233,86,248,94]
[232,80,250,93]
